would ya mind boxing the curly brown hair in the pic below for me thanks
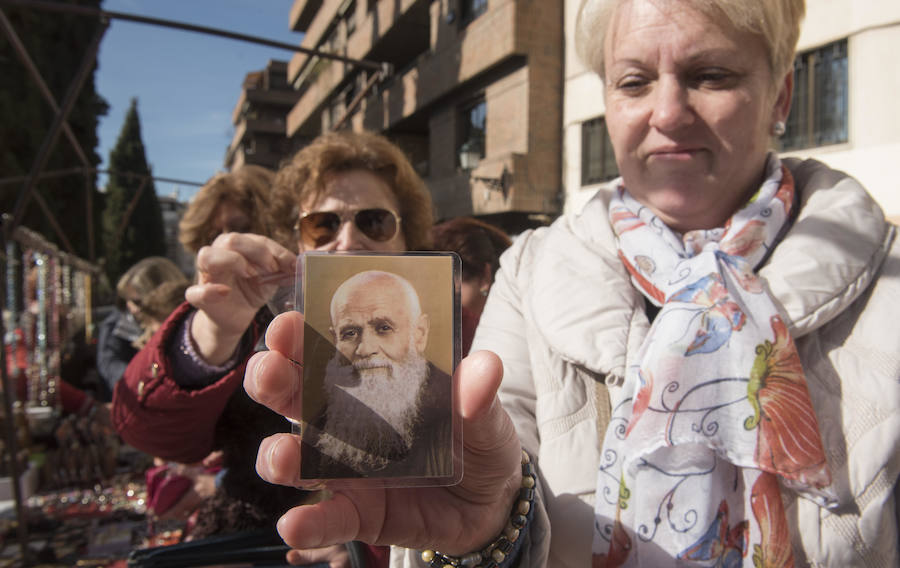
[270,131,434,251]
[179,164,276,254]
[431,217,512,283]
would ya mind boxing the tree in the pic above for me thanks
[0,0,109,260]
[101,98,166,284]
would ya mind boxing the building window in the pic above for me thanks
[460,0,488,25]
[344,1,357,36]
[458,98,486,169]
[322,24,340,54]
[581,116,618,185]
[343,79,359,108]
[327,99,345,131]
[781,39,848,151]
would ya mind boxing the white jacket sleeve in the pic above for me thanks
[471,230,553,567]
[472,230,541,455]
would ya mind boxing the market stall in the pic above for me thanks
[0,223,168,567]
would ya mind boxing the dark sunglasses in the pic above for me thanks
[295,208,402,248]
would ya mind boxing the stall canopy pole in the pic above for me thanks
[4,13,109,247]
[0,0,390,72]
[0,240,32,566]
[0,9,100,262]
[115,175,150,242]
[0,0,395,252]
[0,9,92,168]
[0,168,206,190]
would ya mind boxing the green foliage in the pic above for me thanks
[101,98,166,284]
[0,0,109,260]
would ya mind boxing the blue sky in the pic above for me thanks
[96,0,302,202]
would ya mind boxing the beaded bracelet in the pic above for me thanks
[421,450,536,568]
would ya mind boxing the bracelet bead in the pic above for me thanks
[420,450,536,568]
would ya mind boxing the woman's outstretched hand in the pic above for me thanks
[244,310,523,556]
[185,232,296,365]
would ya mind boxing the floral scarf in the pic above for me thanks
[592,154,837,567]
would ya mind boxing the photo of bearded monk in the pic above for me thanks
[300,269,452,479]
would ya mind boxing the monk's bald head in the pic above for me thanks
[329,271,429,365]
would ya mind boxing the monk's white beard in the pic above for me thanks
[315,342,429,473]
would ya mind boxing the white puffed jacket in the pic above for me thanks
[391,158,900,568]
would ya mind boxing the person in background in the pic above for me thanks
[96,256,188,399]
[112,130,434,566]
[131,279,191,350]
[247,0,900,566]
[431,217,511,355]
[178,164,277,257]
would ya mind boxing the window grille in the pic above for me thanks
[781,39,848,151]
[581,116,618,185]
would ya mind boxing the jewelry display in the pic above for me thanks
[46,253,60,408]
[22,248,38,405]
[1,223,120,567]
[4,240,20,382]
[35,252,50,407]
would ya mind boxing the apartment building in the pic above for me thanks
[285,0,564,233]
[225,60,301,172]
[563,1,900,219]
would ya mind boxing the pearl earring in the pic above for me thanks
[772,121,786,137]
[480,287,489,297]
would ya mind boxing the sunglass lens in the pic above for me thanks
[355,209,397,242]
[300,212,342,247]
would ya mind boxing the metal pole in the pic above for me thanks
[28,191,75,255]
[332,70,384,132]
[0,235,33,566]
[0,168,205,189]
[0,8,91,168]
[115,175,150,242]
[0,0,387,72]
[85,173,94,263]
[6,16,109,238]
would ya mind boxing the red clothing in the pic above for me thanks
[365,544,390,567]
[112,303,390,565]
[5,328,91,415]
[111,302,259,463]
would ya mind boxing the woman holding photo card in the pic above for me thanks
[112,131,435,565]
[248,0,900,566]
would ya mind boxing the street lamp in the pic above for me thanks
[458,139,482,171]
[458,141,510,198]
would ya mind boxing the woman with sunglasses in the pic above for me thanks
[111,130,434,566]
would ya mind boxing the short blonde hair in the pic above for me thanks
[179,164,276,254]
[270,131,434,252]
[576,0,805,80]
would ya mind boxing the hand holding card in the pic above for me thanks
[242,252,524,556]
[296,253,460,487]
[245,341,523,557]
